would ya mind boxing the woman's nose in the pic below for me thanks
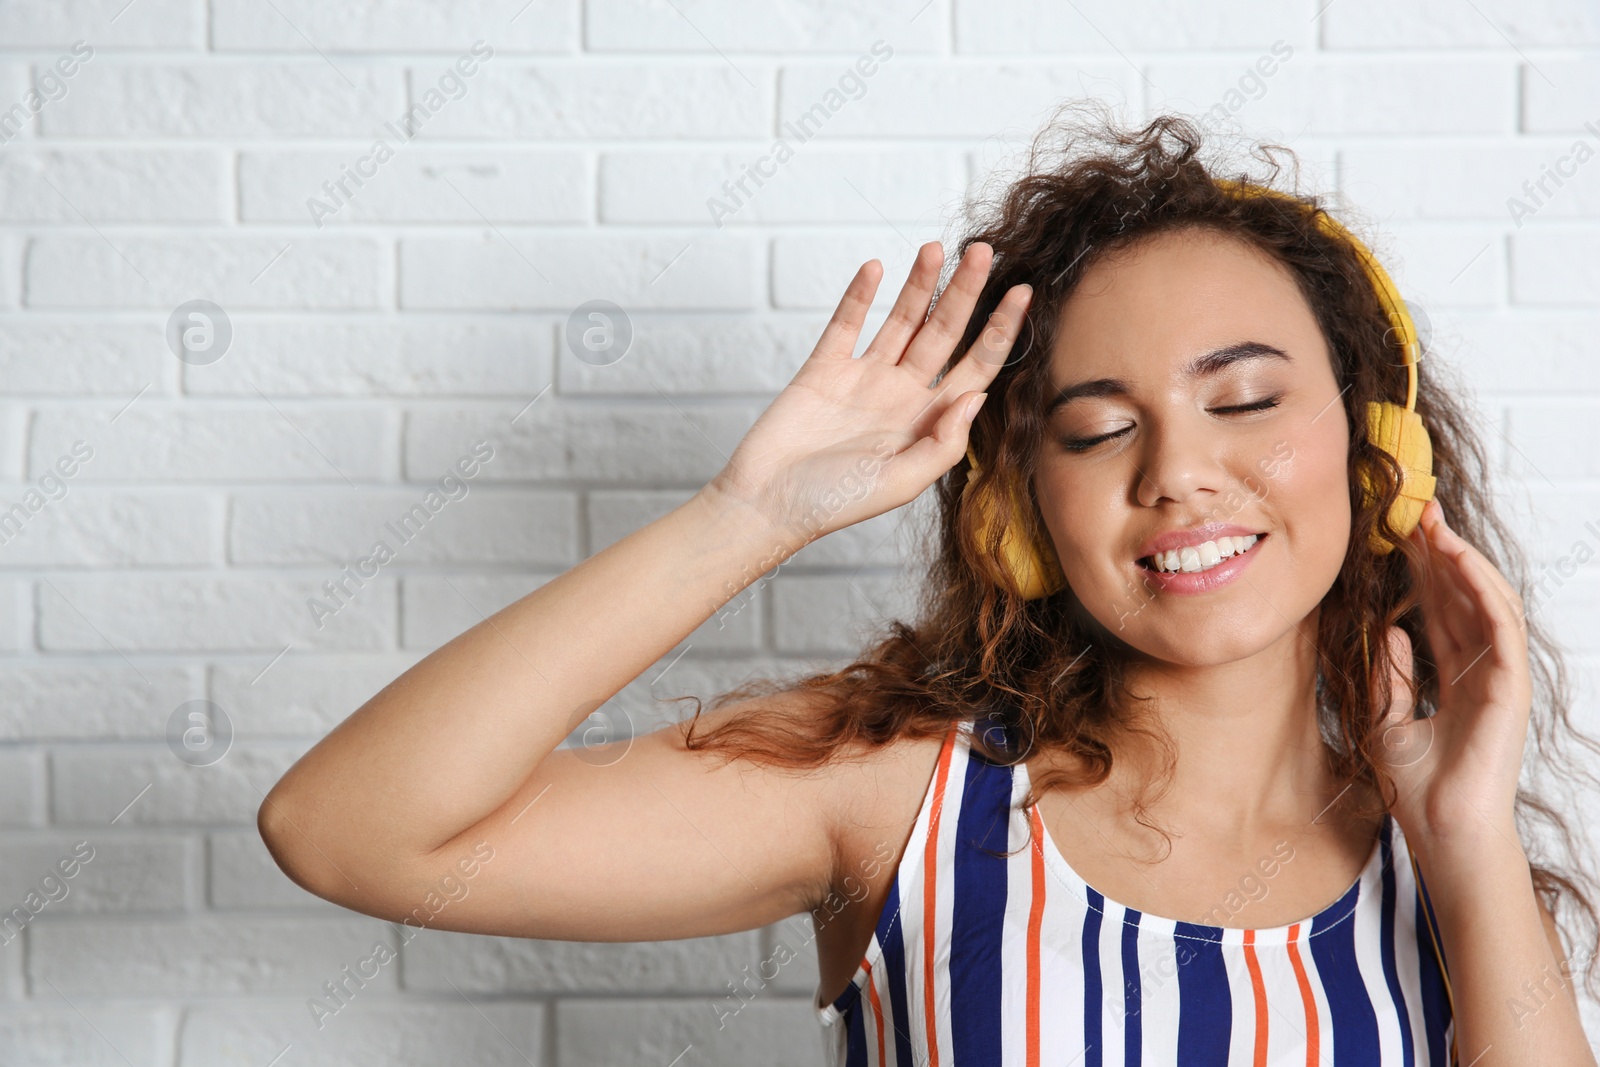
[1133,417,1229,508]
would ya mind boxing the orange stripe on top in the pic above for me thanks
[1026,805,1047,1067]
[921,722,960,1067]
[864,957,886,1066]
[1242,928,1269,1067]
[1285,924,1320,1067]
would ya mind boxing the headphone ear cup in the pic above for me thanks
[963,453,1066,600]
[1362,400,1437,553]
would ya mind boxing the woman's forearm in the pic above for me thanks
[260,484,805,890]
[1411,823,1597,1064]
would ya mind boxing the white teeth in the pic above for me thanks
[1144,534,1259,574]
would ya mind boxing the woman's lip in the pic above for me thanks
[1134,533,1266,596]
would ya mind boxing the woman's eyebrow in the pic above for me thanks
[1044,341,1291,416]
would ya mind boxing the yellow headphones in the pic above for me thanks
[961,179,1437,601]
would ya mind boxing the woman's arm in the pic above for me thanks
[1380,498,1596,1062]
[1412,830,1596,1064]
[257,239,1033,940]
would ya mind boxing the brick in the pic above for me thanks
[0,666,197,740]
[29,916,397,995]
[30,406,391,482]
[179,1002,542,1067]
[401,926,758,992]
[397,573,546,651]
[41,64,405,138]
[184,317,552,397]
[400,569,761,655]
[0,1,201,47]
[763,917,823,994]
[0,321,164,394]
[399,233,759,310]
[601,149,965,225]
[0,233,19,306]
[0,406,21,481]
[770,574,917,655]
[1512,230,1600,305]
[0,150,226,222]
[557,998,823,1066]
[239,150,588,226]
[1523,60,1600,133]
[0,579,26,652]
[0,65,31,147]
[777,61,1131,138]
[1449,313,1600,392]
[1325,0,1600,48]
[49,742,308,826]
[403,403,759,483]
[209,831,346,911]
[0,751,43,826]
[557,315,821,395]
[962,3,1309,51]
[413,63,771,139]
[771,232,936,309]
[0,491,218,568]
[0,1007,172,1067]
[0,834,194,915]
[37,575,395,652]
[1341,143,1600,222]
[209,656,421,737]
[588,1,940,52]
[1518,487,1600,569]
[1147,60,1513,136]
[1506,403,1600,480]
[1382,226,1503,308]
[230,489,577,566]
[1525,571,1600,653]
[24,236,387,310]
[212,0,573,51]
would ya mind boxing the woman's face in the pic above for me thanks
[1034,225,1351,666]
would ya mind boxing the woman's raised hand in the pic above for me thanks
[1372,499,1534,848]
[706,239,1033,544]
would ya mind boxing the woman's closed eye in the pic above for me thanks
[1058,394,1283,453]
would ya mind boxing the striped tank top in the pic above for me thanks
[816,714,1456,1066]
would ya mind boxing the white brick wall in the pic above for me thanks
[2,0,1599,1062]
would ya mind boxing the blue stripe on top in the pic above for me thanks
[1377,817,1418,1067]
[1083,887,1105,1067]
[879,877,915,1067]
[950,717,1011,1063]
[1310,873,1382,1064]
[1173,921,1231,1066]
[1123,909,1144,1067]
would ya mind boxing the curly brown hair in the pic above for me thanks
[678,99,1600,1000]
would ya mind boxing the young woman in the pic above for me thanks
[260,107,1600,1064]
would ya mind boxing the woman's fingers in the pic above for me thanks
[859,241,944,365]
[936,283,1034,399]
[1411,507,1470,658]
[898,241,997,380]
[1424,504,1528,667]
[811,258,884,362]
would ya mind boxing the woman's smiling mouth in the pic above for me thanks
[1138,533,1263,574]
[1131,529,1269,595]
